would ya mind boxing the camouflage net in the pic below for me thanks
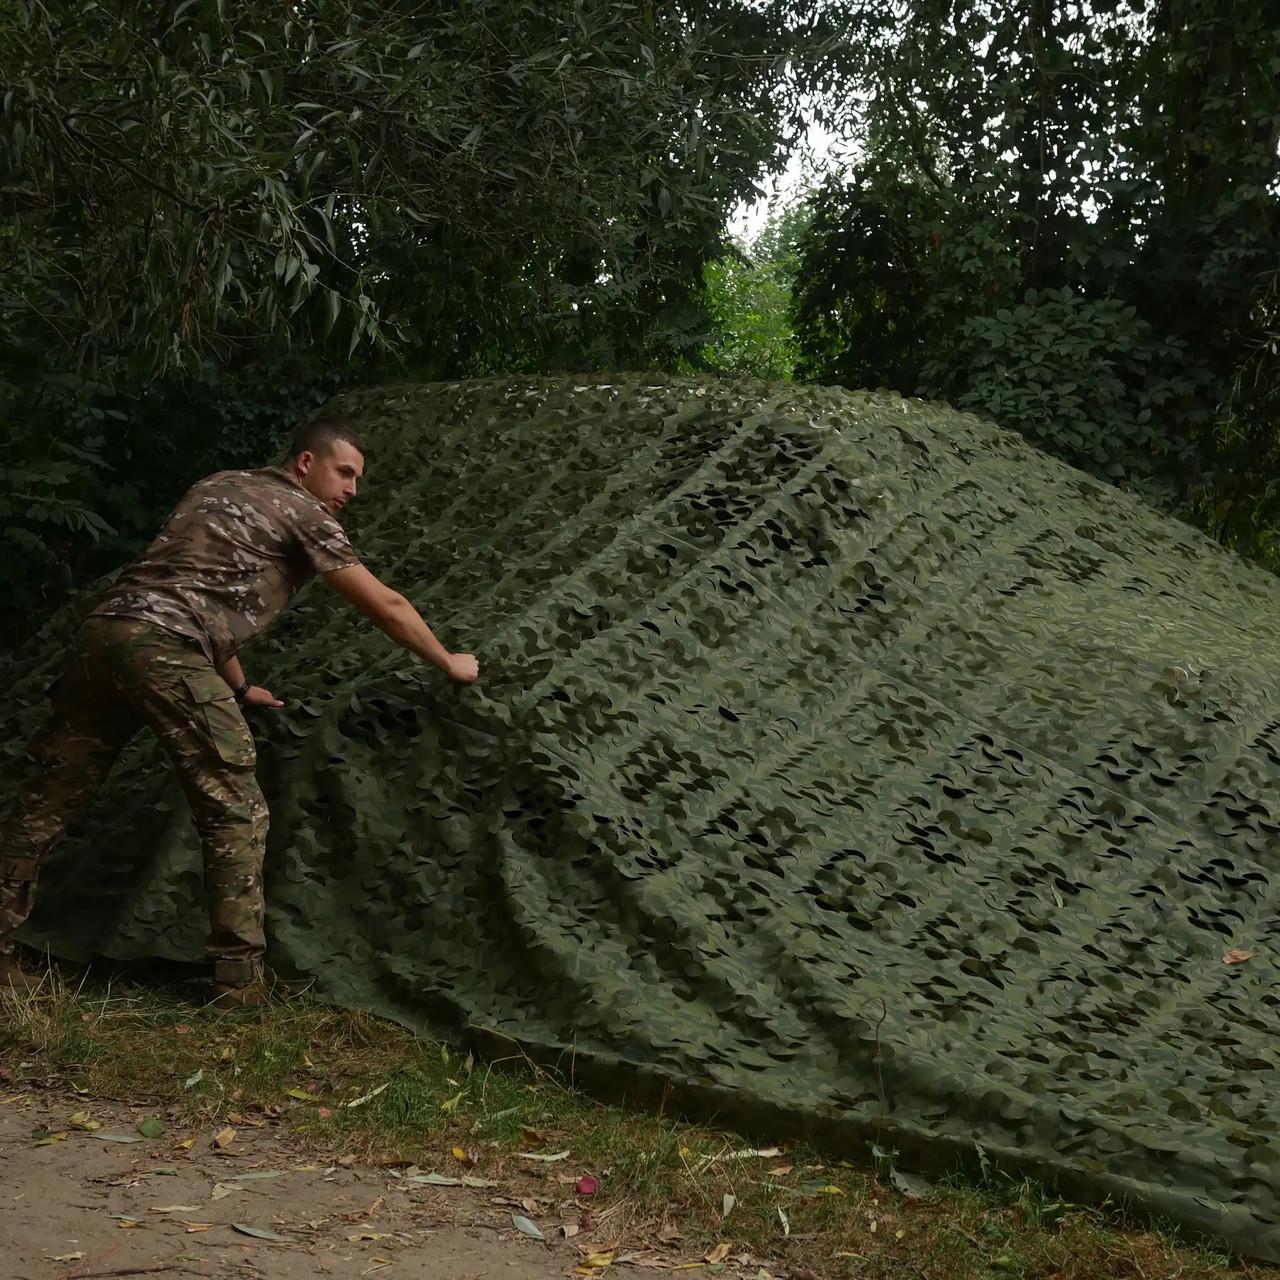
[4,376,1280,1257]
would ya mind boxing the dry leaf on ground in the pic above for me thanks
[232,1223,289,1242]
[512,1213,545,1241]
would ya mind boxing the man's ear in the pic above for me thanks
[295,449,314,478]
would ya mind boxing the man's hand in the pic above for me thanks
[242,686,285,709]
[446,653,480,684]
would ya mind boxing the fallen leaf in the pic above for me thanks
[704,1242,732,1264]
[219,1044,235,1061]
[211,1183,241,1201]
[721,1193,736,1220]
[765,1164,793,1177]
[213,1126,237,1148]
[50,1253,86,1262]
[137,1117,166,1139]
[232,1223,289,1242]
[582,1251,615,1269]
[777,1207,790,1238]
[439,1091,463,1115]
[517,1149,570,1162]
[0,1094,23,1105]
[512,1213,545,1241]
[1223,948,1254,965]
[286,1088,314,1102]
[816,1184,846,1196]
[577,1175,600,1196]
[67,1110,101,1131]
[451,1145,470,1163]
[461,1175,498,1188]
[184,1068,204,1089]
[563,1223,581,1239]
[348,1231,393,1241]
[345,1082,389,1109]
[890,1169,936,1200]
[152,1205,201,1213]
[464,1052,475,1075]
[408,1173,462,1187]
[182,1223,212,1233]
[174,1024,193,1035]
[177,1136,198,1150]
[232,1171,284,1182]
[658,1224,682,1244]
[32,1130,67,1147]
[116,1218,145,1229]
[92,1132,143,1144]
[318,1106,334,1119]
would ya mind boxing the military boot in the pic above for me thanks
[209,958,308,1009]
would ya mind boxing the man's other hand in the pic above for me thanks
[446,653,480,684]
[243,686,285,709]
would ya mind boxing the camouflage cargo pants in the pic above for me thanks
[0,616,268,985]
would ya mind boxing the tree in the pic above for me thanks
[0,0,810,619]
[700,197,811,380]
[791,0,1279,530]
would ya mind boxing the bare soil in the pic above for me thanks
[0,1087,580,1280]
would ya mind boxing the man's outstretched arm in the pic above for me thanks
[324,564,479,684]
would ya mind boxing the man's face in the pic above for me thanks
[295,441,365,514]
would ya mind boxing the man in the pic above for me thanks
[0,418,478,1006]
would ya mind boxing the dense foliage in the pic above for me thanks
[3,0,1276,626]
[698,199,810,380]
[792,0,1279,555]
[0,0,805,622]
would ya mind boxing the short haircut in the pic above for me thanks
[289,417,366,460]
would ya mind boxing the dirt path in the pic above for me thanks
[0,1087,586,1280]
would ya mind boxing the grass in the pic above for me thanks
[2,963,1276,1280]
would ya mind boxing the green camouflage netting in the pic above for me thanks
[4,376,1280,1256]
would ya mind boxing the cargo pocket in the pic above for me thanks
[182,673,256,770]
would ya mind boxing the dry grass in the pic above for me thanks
[2,962,1275,1280]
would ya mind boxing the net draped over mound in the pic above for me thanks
[4,376,1280,1256]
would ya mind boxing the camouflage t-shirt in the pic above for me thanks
[91,466,360,665]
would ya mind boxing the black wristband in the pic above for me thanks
[232,681,251,704]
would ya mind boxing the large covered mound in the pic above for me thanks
[4,376,1280,1255]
